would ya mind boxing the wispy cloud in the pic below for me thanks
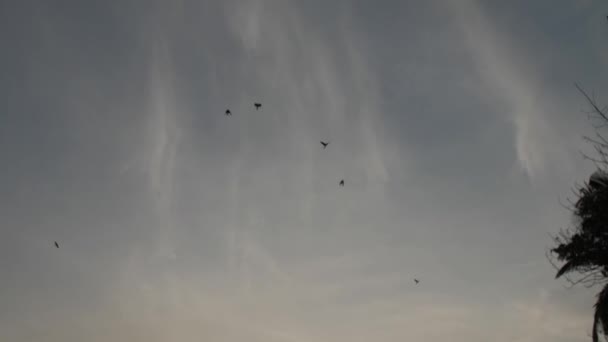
[448,1,573,181]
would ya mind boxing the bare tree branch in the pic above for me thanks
[576,82,608,123]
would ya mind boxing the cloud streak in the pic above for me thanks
[448,1,574,181]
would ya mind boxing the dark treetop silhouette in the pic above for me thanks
[551,84,608,342]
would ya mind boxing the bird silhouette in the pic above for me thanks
[414,279,419,284]
[254,103,262,110]
[339,179,344,186]
[54,241,59,249]
[321,141,329,149]
[225,109,231,116]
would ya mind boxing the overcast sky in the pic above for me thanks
[2,0,608,341]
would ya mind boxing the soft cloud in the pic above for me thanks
[448,1,574,181]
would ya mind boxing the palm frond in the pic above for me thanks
[556,259,586,279]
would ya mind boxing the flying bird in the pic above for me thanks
[414,279,420,284]
[339,179,344,187]
[225,109,231,116]
[254,102,262,110]
[54,241,59,249]
[320,141,329,149]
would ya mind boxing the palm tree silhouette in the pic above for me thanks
[552,170,608,342]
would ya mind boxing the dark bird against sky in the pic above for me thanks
[254,103,262,110]
[225,109,231,116]
[339,179,344,186]
[321,141,329,149]
[54,241,59,249]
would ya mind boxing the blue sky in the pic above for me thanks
[2,1,608,341]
